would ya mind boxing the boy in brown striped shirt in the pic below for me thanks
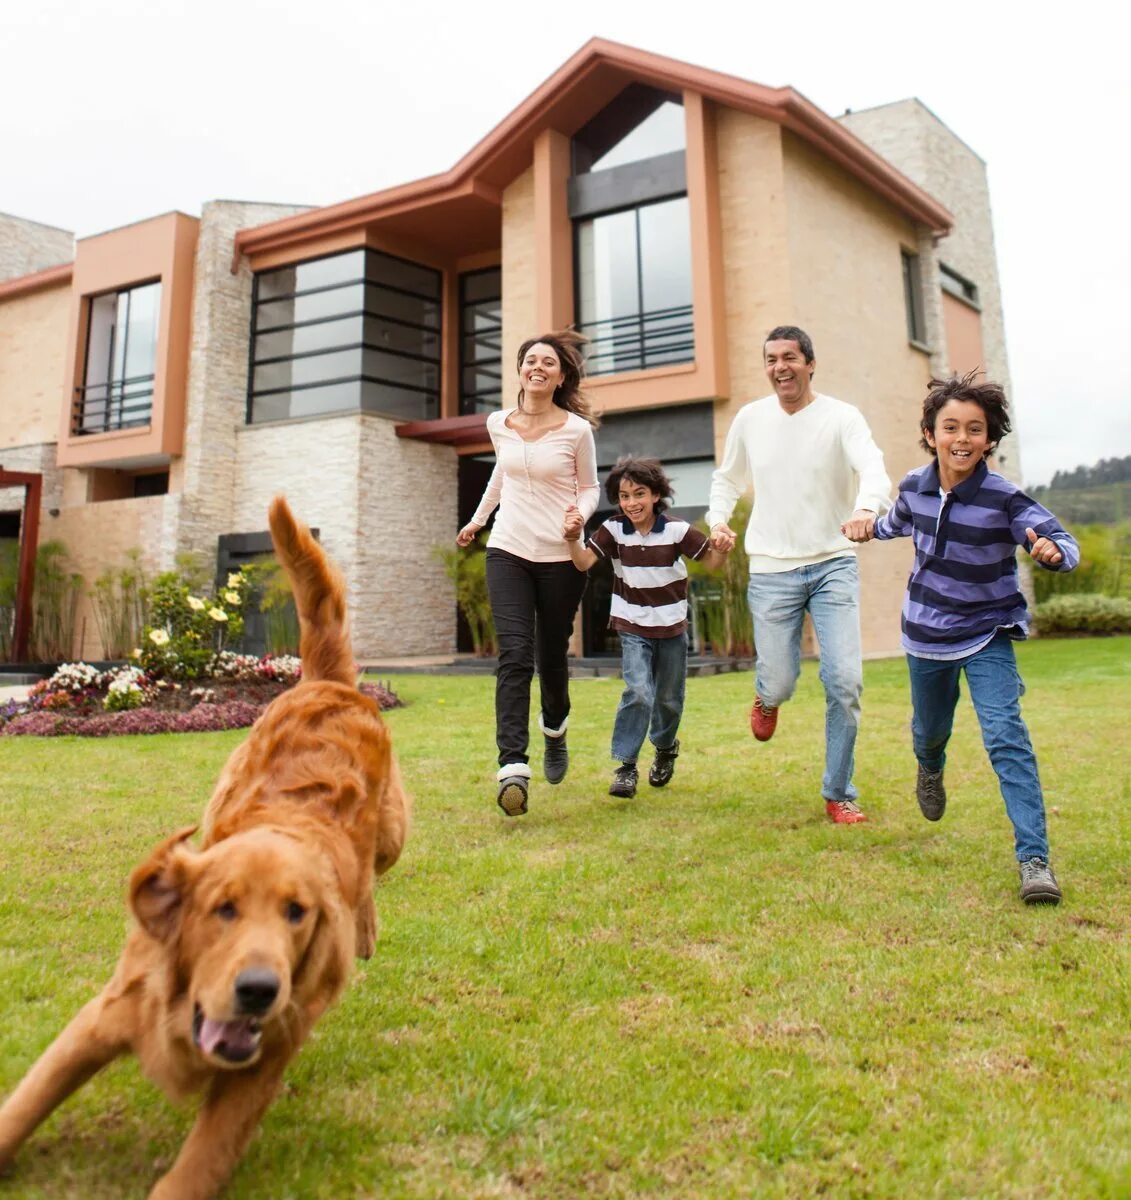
[564,457,729,798]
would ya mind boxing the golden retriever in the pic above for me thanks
[0,497,408,1199]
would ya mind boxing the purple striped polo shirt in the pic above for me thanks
[873,460,1079,660]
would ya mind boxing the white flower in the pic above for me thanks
[209,607,228,622]
[227,572,244,589]
[149,629,170,646]
[187,595,206,611]
[223,590,241,605]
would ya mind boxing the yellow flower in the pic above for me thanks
[130,647,142,659]
[187,595,206,611]
[224,590,241,605]
[149,629,170,646]
[209,607,229,622]
[227,572,243,589]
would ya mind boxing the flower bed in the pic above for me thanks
[1,654,400,737]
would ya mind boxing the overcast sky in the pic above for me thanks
[4,0,1127,487]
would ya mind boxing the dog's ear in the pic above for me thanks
[129,825,199,941]
[292,879,353,1021]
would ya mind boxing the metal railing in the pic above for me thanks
[578,304,694,377]
[71,374,155,434]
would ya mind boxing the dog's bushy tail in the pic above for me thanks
[268,497,355,686]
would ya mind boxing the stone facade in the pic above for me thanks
[0,213,74,284]
[233,412,456,658]
[839,100,1017,477]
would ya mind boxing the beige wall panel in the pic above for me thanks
[500,167,537,403]
[782,132,935,656]
[0,284,70,450]
[941,293,986,379]
[234,413,457,659]
[714,110,792,455]
[45,494,174,660]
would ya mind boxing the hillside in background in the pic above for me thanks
[1029,454,1131,525]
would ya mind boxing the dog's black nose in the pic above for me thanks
[234,968,280,1014]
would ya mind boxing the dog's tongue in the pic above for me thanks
[199,1016,258,1058]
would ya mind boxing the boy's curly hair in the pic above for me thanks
[604,456,674,514]
[921,370,1011,458]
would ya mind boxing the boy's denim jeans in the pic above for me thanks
[746,556,862,802]
[906,632,1049,861]
[611,631,688,764]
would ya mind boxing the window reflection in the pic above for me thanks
[77,281,161,434]
[248,249,442,423]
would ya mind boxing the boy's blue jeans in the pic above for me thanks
[906,632,1049,862]
[746,557,862,802]
[611,631,688,764]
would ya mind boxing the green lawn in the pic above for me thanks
[1,637,1128,1199]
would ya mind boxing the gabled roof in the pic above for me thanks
[233,38,952,267]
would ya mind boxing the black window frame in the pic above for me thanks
[902,250,927,346]
[458,266,503,415]
[246,247,443,425]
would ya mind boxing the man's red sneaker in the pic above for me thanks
[750,696,778,741]
[825,800,867,824]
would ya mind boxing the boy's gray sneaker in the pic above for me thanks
[648,740,680,788]
[1019,857,1062,905]
[916,765,947,821]
[543,733,568,785]
[609,763,638,798]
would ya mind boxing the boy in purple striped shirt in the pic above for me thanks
[846,374,1078,905]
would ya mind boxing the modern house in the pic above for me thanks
[0,39,1013,662]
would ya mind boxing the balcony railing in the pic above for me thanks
[72,374,155,435]
[578,304,694,377]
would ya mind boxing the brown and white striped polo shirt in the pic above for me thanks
[587,513,709,638]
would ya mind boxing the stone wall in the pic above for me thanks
[838,100,1017,479]
[173,200,310,562]
[233,412,457,659]
[0,214,74,283]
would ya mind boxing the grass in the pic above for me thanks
[1,636,1129,1199]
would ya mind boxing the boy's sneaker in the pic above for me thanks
[916,765,947,821]
[496,765,531,817]
[825,800,867,825]
[648,740,680,788]
[750,696,778,742]
[609,763,638,798]
[1019,857,1062,905]
[543,732,568,785]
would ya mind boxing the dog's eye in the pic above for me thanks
[214,901,238,921]
[286,901,307,925]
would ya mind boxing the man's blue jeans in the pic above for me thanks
[611,632,688,764]
[746,556,862,802]
[906,632,1049,862]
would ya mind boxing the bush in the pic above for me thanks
[434,536,496,656]
[138,569,251,680]
[1033,593,1131,636]
[687,499,752,657]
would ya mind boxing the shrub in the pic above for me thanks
[137,568,252,680]
[1033,593,1131,636]
[434,535,496,656]
[687,499,752,657]
[30,541,83,662]
[90,549,149,659]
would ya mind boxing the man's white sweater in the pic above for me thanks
[706,393,892,574]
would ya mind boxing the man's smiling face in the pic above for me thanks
[763,338,815,412]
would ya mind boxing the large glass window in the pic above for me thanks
[571,87,693,378]
[77,281,161,434]
[459,268,502,414]
[576,196,694,376]
[902,250,926,345]
[248,248,442,423]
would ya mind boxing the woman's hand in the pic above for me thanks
[562,506,583,541]
[456,522,483,548]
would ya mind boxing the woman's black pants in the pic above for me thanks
[486,548,587,768]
